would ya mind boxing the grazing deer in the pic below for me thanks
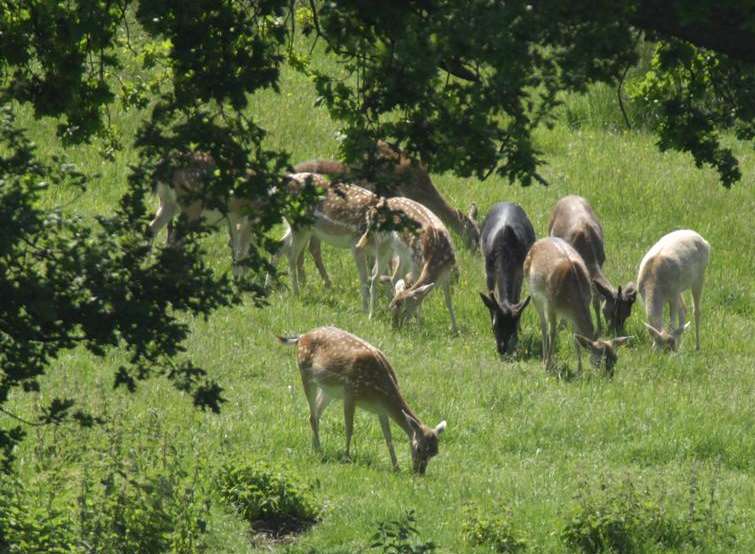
[277,326,446,474]
[358,197,459,333]
[548,195,637,334]
[294,140,480,252]
[636,229,710,351]
[149,152,255,277]
[275,173,385,313]
[524,237,631,374]
[479,202,536,356]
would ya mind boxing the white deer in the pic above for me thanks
[637,229,710,351]
[524,237,631,374]
[277,326,446,474]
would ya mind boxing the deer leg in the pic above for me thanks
[343,394,356,459]
[691,279,703,351]
[574,335,583,373]
[352,246,370,313]
[301,372,328,452]
[288,229,312,296]
[546,307,558,371]
[442,278,458,334]
[592,287,603,335]
[307,236,332,288]
[369,242,392,319]
[533,298,548,367]
[228,213,251,278]
[379,414,399,471]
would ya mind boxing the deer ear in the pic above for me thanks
[643,321,663,339]
[402,410,422,434]
[674,321,691,336]
[468,203,478,221]
[593,279,614,300]
[434,420,447,435]
[623,282,637,301]
[411,283,435,299]
[611,336,633,348]
[394,278,407,295]
[574,334,594,349]
[479,292,496,311]
[513,295,531,314]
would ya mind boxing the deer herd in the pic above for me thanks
[149,144,711,475]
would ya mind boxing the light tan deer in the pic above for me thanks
[277,326,446,474]
[295,140,480,252]
[275,173,385,312]
[149,152,256,277]
[549,195,636,335]
[358,197,459,333]
[637,229,710,351]
[524,237,631,374]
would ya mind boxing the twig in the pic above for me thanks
[618,63,632,130]
[0,406,45,427]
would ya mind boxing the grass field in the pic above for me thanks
[8,41,755,553]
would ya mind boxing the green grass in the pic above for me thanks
[7,44,755,553]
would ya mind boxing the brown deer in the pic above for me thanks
[358,197,459,333]
[548,195,636,334]
[295,140,480,252]
[524,237,631,374]
[277,326,446,474]
[637,229,710,351]
[149,152,257,277]
[274,173,386,313]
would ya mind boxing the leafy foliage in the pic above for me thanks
[369,510,437,554]
[462,505,529,553]
[628,40,755,187]
[561,471,738,553]
[216,462,320,537]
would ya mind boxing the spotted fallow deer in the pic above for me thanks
[524,237,631,374]
[275,173,385,312]
[295,140,480,252]
[548,195,637,335]
[149,152,257,277]
[479,202,536,357]
[357,197,459,333]
[277,326,446,474]
[637,229,710,351]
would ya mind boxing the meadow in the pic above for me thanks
[7,41,755,553]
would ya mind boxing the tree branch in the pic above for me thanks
[630,2,755,64]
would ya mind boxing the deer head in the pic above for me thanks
[575,335,632,376]
[479,292,530,356]
[644,321,690,352]
[594,280,637,334]
[403,410,446,475]
[390,281,435,328]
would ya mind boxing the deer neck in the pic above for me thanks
[643,285,665,330]
[387,401,422,438]
[493,257,522,306]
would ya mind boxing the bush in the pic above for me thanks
[0,474,76,554]
[217,462,320,537]
[462,505,528,553]
[560,471,737,553]
[369,510,436,553]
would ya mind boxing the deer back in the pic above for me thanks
[481,202,536,305]
[525,237,595,337]
[295,327,411,414]
[548,195,605,274]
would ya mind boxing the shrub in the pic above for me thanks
[217,462,320,537]
[369,510,436,553]
[462,505,528,553]
[560,470,737,553]
[0,474,76,554]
